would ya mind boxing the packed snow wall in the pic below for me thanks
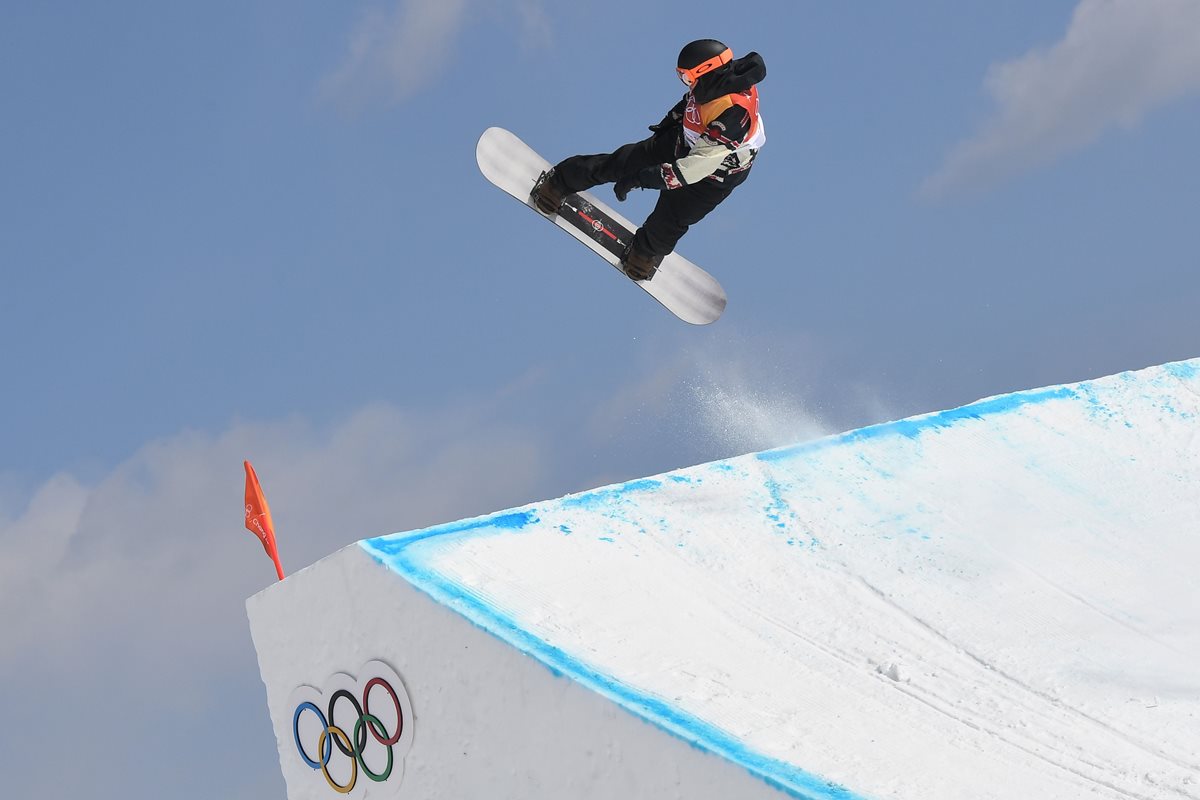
[248,359,1200,800]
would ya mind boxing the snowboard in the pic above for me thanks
[475,127,727,325]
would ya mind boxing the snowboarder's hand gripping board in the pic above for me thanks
[475,127,727,325]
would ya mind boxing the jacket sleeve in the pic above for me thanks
[662,103,755,187]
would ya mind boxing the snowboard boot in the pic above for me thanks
[620,240,664,282]
[532,169,569,215]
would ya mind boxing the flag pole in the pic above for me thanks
[268,548,285,581]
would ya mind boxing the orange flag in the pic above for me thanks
[244,460,285,580]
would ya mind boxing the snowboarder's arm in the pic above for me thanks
[624,103,756,193]
[662,135,731,187]
[614,102,755,199]
[614,131,734,197]
[667,103,756,186]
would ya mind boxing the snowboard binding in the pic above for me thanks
[620,241,664,282]
[531,169,568,216]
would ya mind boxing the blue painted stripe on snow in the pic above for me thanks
[359,536,872,800]
[561,478,663,510]
[1164,359,1199,381]
[367,510,538,552]
[758,386,1075,464]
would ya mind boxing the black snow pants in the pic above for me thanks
[553,129,750,258]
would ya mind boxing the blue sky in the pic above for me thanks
[2,1,1198,797]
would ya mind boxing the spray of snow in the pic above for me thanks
[685,375,830,455]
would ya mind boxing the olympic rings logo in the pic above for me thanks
[286,661,414,799]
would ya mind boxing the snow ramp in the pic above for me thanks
[247,359,1200,800]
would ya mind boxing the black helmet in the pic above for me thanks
[676,39,733,87]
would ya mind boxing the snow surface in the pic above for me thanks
[361,359,1200,800]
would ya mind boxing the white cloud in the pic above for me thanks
[319,0,469,109]
[319,0,552,110]
[514,0,553,50]
[923,0,1200,197]
[0,405,550,666]
[0,402,550,797]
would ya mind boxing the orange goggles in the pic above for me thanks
[677,48,733,87]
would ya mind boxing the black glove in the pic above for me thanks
[648,112,682,134]
[648,98,686,133]
[614,174,638,202]
[614,166,666,202]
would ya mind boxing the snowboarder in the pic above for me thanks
[533,39,766,281]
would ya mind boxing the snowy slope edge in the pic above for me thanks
[360,357,1200,800]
